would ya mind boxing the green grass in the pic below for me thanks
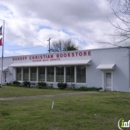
[0,89,129,130]
[0,86,77,97]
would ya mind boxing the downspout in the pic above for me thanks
[129,48,130,92]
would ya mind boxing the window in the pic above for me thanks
[23,68,29,81]
[47,67,54,82]
[56,66,64,82]
[38,67,45,81]
[66,66,74,82]
[30,67,37,81]
[16,68,21,81]
[77,66,86,83]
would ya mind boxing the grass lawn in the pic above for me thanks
[0,87,129,130]
[0,86,77,97]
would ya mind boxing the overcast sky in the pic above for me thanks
[0,0,120,56]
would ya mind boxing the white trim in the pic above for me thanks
[29,67,30,82]
[103,71,113,91]
[36,67,38,82]
[74,66,76,84]
[54,67,56,83]
[64,66,66,83]
[97,64,115,70]
[9,60,91,67]
[45,67,47,82]
[102,71,104,91]
[21,68,23,81]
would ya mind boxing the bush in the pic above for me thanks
[37,82,47,89]
[75,86,102,91]
[6,82,12,85]
[23,81,30,87]
[57,82,67,89]
[38,82,46,86]
[37,86,46,89]
[13,81,20,85]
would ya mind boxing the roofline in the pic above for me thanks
[2,46,128,58]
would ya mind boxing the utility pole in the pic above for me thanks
[47,38,51,53]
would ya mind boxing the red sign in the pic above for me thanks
[12,51,91,62]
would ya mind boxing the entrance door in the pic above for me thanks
[105,72,112,91]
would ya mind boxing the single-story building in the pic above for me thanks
[0,47,130,92]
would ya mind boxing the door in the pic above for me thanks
[105,72,112,91]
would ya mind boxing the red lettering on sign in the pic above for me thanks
[68,53,70,57]
[88,51,91,56]
[75,52,78,56]
[64,53,67,57]
[84,52,87,56]
[72,53,74,57]
[57,54,59,58]
[50,55,53,58]
[60,54,63,57]
[79,52,82,56]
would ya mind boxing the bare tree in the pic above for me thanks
[50,39,78,52]
[103,0,130,46]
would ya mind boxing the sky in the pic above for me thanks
[0,0,123,56]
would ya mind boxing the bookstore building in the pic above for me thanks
[0,47,130,92]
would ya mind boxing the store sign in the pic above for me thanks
[12,51,91,62]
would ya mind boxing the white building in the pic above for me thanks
[0,47,130,92]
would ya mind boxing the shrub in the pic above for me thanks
[37,82,47,89]
[38,82,46,86]
[37,85,53,89]
[57,82,67,89]
[38,86,46,89]
[23,81,30,87]
[13,81,20,85]
[75,86,102,91]
[6,82,12,85]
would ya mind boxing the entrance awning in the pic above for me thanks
[9,60,91,67]
[97,64,115,70]
[0,67,8,72]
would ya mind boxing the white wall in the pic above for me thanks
[86,48,129,92]
[0,47,129,92]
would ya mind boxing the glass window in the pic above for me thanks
[23,68,29,81]
[30,67,37,81]
[66,66,74,82]
[16,68,21,81]
[56,66,64,82]
[77,66,86,83]
[38,67,45,81]
[47,67,54,82]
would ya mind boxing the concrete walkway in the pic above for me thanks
[0,91,99,101]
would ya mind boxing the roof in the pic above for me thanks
[97,64,115,70]
[9,59,91,67]
[0,46,124,59]
[0,67,8,71]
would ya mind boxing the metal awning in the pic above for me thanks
[0,67,8,72]
[97,64,115,70]
[9,60,91,67]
